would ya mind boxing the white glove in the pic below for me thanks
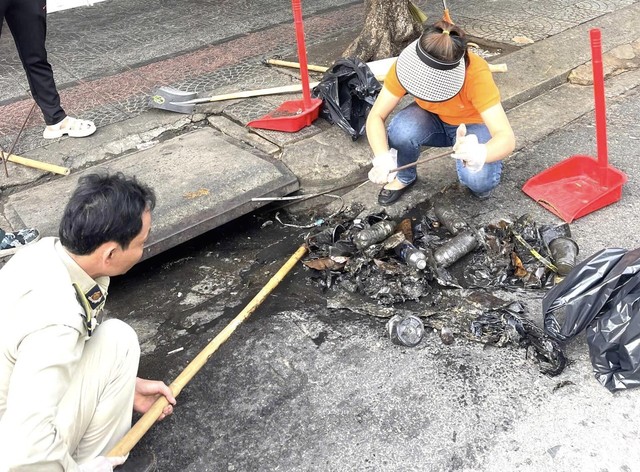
[79,456,126,472]
[368,148,398,184]
[452,124,487,173]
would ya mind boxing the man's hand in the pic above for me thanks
[368,148,398,184]
[79,456,126,472]
[452,124,487,173]
[133,377,176,420]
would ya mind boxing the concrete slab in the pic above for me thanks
[1,128,298,260]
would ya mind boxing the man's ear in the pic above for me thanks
[99,242,119,267]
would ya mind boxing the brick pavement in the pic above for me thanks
[0,0,637,155]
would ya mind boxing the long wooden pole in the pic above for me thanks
[107,243,309,457]
[266,58,508,74]
[1,151,70,176]
[185,83,321,105]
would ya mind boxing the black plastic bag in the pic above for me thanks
[543,247,640,391]
[312,57,382,141]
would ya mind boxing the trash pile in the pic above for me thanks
[303,201,575,376]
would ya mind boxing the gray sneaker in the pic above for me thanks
[0,228,41,258]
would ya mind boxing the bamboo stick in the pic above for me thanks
[1,152,70,176]
[266,58,508,74]
[107,243,309,457]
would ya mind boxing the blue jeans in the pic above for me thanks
[387,103,502,196]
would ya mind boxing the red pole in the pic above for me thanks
[292,0,312,109]
[590,28,609,174]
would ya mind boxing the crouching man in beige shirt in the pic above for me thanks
[0,172,176,471]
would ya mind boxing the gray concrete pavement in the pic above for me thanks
[3,127,299,259]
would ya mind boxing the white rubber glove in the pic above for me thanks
[368,148,398,184]
[452,124,487,173]
[79,456,126,472]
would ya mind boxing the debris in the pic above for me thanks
[354,219,396,250]
[136,140,158,151]
[512,35,534,44]
[302,257,346,271]
[167,347,184,355]
[433,230,480,268]
[387,314,425,347]
[433,199,468,236]
[303,208,573,376]
[396,218,414,242]
[552,380,575,393]
[395,240,428,270]
[439,326,455,345]
[548,237,579,276]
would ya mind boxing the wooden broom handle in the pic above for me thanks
[107,244,309,457]
[1,151,70,176]
[266,58,508,74]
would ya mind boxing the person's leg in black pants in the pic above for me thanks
[1,0,66,125]
[1,0,94,138]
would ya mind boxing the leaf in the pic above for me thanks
[303,257,346,271]
[511,252,528,278]
[512,36,534,45]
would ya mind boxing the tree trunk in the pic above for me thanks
[342,0,422,62]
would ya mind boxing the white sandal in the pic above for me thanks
[43,116,96,139]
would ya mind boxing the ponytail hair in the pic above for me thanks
[419,21,468,65]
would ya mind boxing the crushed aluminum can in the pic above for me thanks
[387,314,425,347]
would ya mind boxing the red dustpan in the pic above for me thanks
[522,28,627,223]
[248,0,322,132]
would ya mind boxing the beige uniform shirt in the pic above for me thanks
[0,238,109,471]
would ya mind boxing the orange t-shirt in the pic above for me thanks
[384,52,501,125]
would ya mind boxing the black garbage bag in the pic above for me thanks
[543,246,640,391]
[312,57,382,141]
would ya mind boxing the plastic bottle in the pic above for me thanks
[387,314,425,347]
[433,200,468,236]
[395,240,427,270]
[433,230,479,268]
[354,220,396,250]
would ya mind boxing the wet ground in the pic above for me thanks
[102,202,594,471]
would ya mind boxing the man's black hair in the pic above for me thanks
[59,172,156,255]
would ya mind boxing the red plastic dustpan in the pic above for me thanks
[522,28,627,223]
[248,0,322,132]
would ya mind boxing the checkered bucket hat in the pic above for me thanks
[396,38,466,102]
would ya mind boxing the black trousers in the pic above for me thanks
[0,0,66,125]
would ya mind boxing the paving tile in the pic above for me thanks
[0,78,28,103]
[113,94,150,117]
[457,13,575,45]
[48,48,121,81]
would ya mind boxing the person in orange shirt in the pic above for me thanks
[366,20,515,205]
